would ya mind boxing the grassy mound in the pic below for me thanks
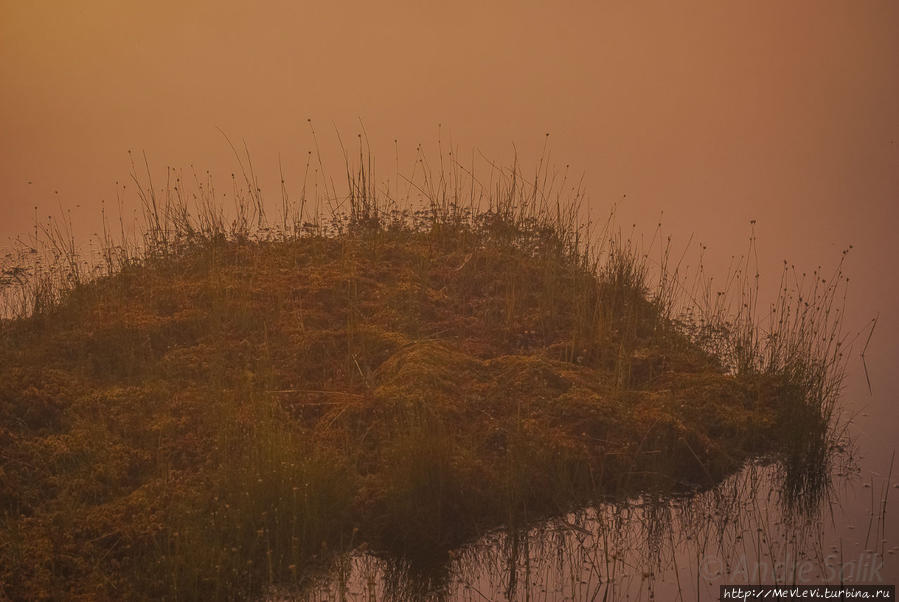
[0,157,841,599]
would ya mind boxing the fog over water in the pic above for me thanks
[2,0,897,594]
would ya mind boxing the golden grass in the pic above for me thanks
[0,146,847,599]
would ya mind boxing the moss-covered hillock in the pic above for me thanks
[0,211,831,599]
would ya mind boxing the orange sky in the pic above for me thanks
[2,1,897,417]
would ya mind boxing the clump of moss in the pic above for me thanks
[0,152,843,599]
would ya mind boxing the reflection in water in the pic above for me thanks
[267,439,896,601]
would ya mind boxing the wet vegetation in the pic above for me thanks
[0,144,850,599]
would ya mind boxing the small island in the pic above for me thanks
[0,160,842,599]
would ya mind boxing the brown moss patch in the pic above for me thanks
[0,229,820,599]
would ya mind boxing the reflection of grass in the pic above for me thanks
[0,146,845,599]
[428,462,852,602]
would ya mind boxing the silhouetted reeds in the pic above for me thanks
[0,136,850,599]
